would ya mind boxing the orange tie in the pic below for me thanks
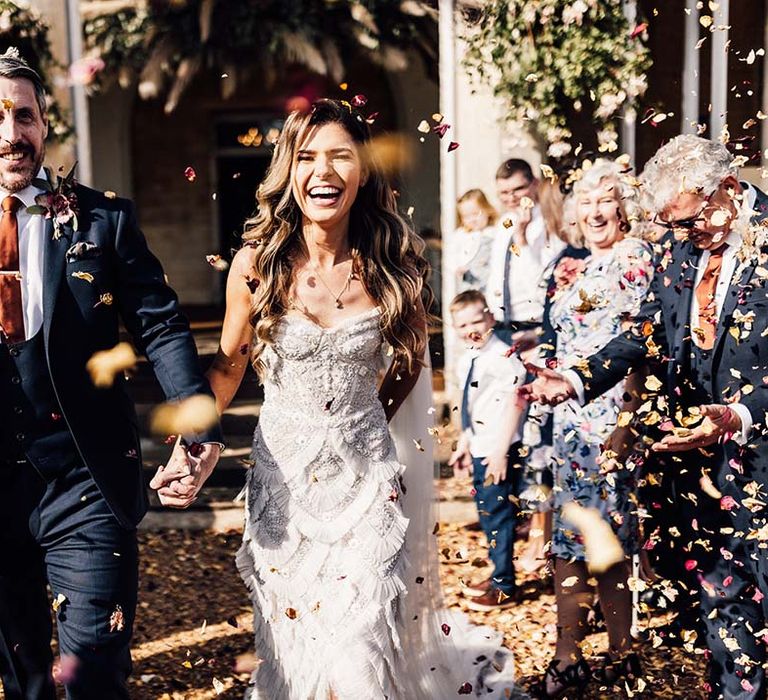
[0,195,25,343]
[694,247,725,350]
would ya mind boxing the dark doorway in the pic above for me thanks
[213,114,285,300]
[216,155,269,254]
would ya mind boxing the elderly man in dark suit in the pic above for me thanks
[0,50,222,699]
[522,134,768,699]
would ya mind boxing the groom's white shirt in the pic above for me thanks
[0,167,47,341]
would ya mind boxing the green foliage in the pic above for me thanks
[0,1,71,140]
[82,0,438,112]
[463,0,651,159]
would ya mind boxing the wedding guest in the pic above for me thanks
[521,135,768,699]
[446,189,497,295]
[448,290,527,611]
[528,158,653,698]
[486,159,565,346]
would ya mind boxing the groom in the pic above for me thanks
[0,50,222,698]
[522,135,768,699]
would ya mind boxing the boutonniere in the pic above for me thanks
[26,163,79,240]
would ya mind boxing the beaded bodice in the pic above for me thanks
[257,307,393,467]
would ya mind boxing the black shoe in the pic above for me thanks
[592,652,642,686]
[531,658,591,699]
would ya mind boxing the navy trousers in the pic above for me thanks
[0,457,138,700]
[698,532,768,700]
[471,454,520,594]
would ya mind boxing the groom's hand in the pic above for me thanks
[150,442,222,508]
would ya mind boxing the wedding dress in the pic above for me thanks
[236,307,524,699]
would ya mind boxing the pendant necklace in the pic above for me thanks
[310,258,354,309]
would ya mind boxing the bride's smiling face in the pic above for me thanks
[291,122,367,230]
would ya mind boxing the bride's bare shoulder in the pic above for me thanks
[230,245,259,295]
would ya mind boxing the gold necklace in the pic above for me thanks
[309,258,354,309]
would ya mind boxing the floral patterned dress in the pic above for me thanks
[548,237,653,561]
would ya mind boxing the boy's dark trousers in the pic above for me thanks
[471,445,521,595]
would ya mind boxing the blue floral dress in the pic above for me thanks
[548,237,653,561]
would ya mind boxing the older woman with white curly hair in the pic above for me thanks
[531,157,654,698]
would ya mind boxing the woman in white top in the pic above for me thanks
[446,189,497,295]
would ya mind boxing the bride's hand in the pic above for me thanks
[150,442,222,508]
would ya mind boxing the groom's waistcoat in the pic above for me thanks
[0,330,77,470]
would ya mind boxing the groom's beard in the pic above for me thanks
[0,142,45,193]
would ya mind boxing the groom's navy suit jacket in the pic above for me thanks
[33,184,223,529]
[574,188,768,528]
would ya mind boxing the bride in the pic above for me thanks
[205,99,519,699]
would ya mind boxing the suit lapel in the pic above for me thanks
[712,259,756,357]
[672,243,699,367]
[710,194,768,357]
[42,217,72,345]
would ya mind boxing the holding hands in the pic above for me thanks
[150,438,222,508]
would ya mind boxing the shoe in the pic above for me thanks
[462,576,492,597]
[531,658,591,698]
[592,652,641,686]
[465,586,518,612]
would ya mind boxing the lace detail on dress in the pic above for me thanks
[237,309,410,699]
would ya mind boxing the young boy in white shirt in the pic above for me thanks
[448,290,527,611]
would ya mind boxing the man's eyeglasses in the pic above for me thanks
[653,197,710,231]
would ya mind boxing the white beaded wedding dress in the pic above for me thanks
[236,308,523,699]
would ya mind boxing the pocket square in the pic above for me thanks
[66,241,101,262]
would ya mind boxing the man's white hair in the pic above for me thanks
[572,157,643,228]
[639,135,737,215]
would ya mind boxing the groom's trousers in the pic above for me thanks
[0,453,138,700]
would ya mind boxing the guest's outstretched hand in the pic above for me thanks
[518,363,576,406]
[150,440,222,508]
[651,404,742,452]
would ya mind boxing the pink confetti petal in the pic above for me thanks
[432,123,451,138]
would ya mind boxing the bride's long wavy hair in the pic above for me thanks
[243,99,432,378]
